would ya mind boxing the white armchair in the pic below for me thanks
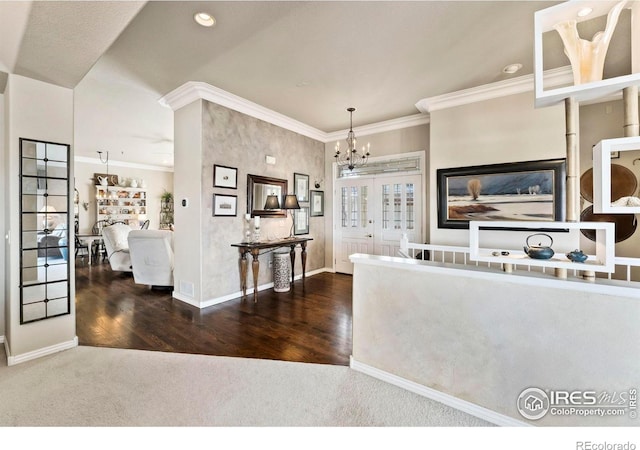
[127,230,174,287]
[101,223,133,272]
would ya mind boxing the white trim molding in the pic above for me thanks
[416,65,627,113]
[159,82,428,143]
[350,357,530,427]
[416,66,573,113]
[172,268,331,309]
[325,113,429,142]
[159,81,327,142]
[159,66,627,143]
[7,336,78,366]
[74,156,174,173]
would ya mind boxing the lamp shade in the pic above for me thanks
[283,194,300,210]
[264,194,281,210]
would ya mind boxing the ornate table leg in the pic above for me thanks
[239,249,248,300]
[251,248,260,302]
[289,244,296,284]
[300,241,308,282]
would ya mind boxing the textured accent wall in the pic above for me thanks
[201,101,325,301]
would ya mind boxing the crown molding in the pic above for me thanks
[160,81,430,143]
[325,113,429,142]
[416,66,574,113]
[74,156,174,173]
[160,66,624,145]
[159,81,327,142]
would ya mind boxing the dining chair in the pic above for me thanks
[140,220,150,229]
[91,220,112,262]
[75,234,90,262]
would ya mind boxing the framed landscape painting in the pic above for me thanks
[437,159,566,229]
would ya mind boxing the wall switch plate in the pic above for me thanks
[266,155,276,165]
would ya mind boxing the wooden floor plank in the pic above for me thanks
[75,260,353,365]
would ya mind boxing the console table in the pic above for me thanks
[231,237,313,302]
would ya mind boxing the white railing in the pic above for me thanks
[399,239,640,284]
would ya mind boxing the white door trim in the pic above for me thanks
[332,150,426,272]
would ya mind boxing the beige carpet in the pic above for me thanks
[0,345,491,427]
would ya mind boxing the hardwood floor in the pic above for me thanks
[75,260,353,366]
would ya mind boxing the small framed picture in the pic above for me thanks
[293,207,309,235]
[310,190,324,217]
[213,194,237,216]
[214,165,238,189]
[294,173,309,203]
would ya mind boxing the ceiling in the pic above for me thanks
[13,0,635,166]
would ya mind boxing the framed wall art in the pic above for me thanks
[294,172,309,203]
[293,207,309,235]
[213,194,238,216]
[310,190,324,217]
[213,165,238,189]
[437,158,566,229]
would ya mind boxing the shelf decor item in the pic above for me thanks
[523,233,555,260]
[566,249,588,263]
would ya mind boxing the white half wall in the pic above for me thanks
[351,254,640,426]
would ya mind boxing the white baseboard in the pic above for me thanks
[173,268,334,308]
[0,335,4,343]
[350,357,530,427]
[7,336,78,366]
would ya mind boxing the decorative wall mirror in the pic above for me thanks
[20,138,71,324]
[247,174,287,218]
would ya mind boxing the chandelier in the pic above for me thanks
[334,107,371,171]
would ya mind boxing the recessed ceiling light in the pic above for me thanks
[502,63,523,74]
[577,7,593,17]
[194,12,216,27]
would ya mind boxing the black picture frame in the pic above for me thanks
[310,190,324,217]
[437,158,566,230]
[213,164,238,189]
[213,194,238,217]
[293,207,309,235]
[294,173,309,203]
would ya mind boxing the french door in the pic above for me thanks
[335,174,422,274]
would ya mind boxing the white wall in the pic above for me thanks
[172,100,203,306]
[0,92,5,340]
[4,74,75,360]
[323,124,429,268]
[74,160,173,233]
[429,92,566,248]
